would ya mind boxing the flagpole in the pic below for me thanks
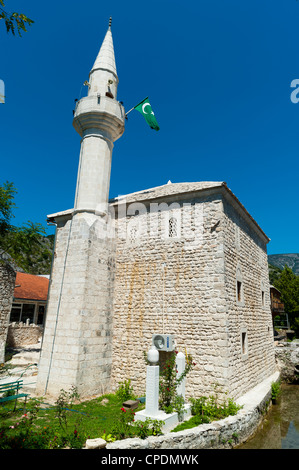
[125,107,135,117]
[125,97,149,117]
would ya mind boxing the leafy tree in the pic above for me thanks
[3,221,53,274]
[0,181,53,274]
[0,181,17,236]
[273,266,299,337]
[269,263,283,285]
[0,1,34,36]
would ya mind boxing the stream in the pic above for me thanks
[236,383,299,449]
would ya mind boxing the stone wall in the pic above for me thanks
[221,197,276,398]
[36,212,115,399]
[111,192,227,399]
[6,322,43,348]
[275,343,299,382]
[107,409,266,450]
[0,263,16,363]
[110,188,276,401]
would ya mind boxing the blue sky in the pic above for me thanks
[1,0,298,255]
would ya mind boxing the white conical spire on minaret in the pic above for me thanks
[91,18,117,76]
[88,17,119,98]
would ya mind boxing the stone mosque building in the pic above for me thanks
[35,20,276,401]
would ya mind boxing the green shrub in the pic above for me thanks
[111,407,164,440]
[271,381,281,401]
[172,386,243,433]
[0,421,54,449]
[111,407,136,440]
[115,379,136,402]
[171,414,210,432]
[189,386,242,422]
[133,417,164,439]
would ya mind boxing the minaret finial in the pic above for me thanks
[109,17,112,29]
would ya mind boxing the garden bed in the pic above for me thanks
[0,383,244,449]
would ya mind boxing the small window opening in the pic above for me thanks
[129,226,137,243]
[169,217,177,238]
[237,281,242,302]
[242,331,247,355]
[262,290,265,307]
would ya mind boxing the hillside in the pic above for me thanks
[268,253,299,275]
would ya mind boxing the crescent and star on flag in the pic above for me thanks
[142,102,154,115]
[125,97,160,131]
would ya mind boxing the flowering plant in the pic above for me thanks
[111,407,165,440]
[159,350,195,415]
[133,417,164,439]
[111,407,136,440]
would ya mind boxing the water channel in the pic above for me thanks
[236,383,299,449]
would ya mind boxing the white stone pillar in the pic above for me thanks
[144,345,159,416]
[145,365,160,416]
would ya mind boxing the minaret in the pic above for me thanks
[36,19,125,399]
[73,17,124,215]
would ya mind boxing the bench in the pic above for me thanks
[0,380,29,411]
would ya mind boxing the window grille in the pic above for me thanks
[129,226,137,243]
[169,217,177,238]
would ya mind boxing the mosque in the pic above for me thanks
[35,19,276,401]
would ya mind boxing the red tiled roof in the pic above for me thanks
[14,272,49,301]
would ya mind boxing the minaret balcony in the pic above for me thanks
[73,94,125,142]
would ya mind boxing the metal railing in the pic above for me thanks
[274,314,290,329]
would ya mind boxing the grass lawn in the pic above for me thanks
[0,391,146,448]
[0,374,243,448]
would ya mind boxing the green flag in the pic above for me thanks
[134,97,160,131]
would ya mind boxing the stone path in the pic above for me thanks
[0,342,41,395]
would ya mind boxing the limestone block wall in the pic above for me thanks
[7,322,43,348]
[221,198,276,398]
[275,343,299,382]
[0,263,16,363]
[36,212,115,398]
[111,192,230,399]
[36,184,276,402]
[110,189,276,401]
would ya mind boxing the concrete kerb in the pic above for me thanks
[104,371,280,450]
